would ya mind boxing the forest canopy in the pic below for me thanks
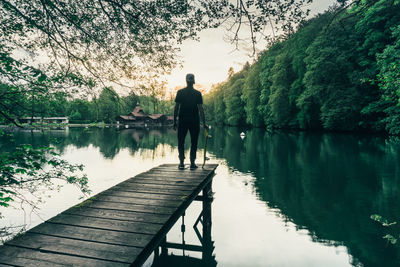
[204,0,400,135]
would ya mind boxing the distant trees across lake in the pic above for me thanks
[204,1,400,135]
[0,87,174,125]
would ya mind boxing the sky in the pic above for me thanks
[165,0,336,93]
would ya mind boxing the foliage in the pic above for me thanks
[371,214,399,245]
[97,87,120,123]
[137,80,174,115]
[0,144,89,205]
[0,143,89,241]
[242,61,263,127]
[375,25,400,135]
[224,71,247,126]
[0,125,90,240]
[204,1,400,134]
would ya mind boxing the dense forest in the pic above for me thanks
[204,0,400,135]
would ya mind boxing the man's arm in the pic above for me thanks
[198,104,207,128]
[173,103,180,130]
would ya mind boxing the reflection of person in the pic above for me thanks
[173,74,207,170]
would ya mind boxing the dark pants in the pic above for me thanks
[178,122,200,162]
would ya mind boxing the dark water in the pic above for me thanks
[1,127,400,267]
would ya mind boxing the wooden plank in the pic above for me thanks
[64,207,169,224]
[101,190,188,202]
[130,173,205,181]
[29,223,153,248]
[49,214,162,235]
[117,179,199,188]
[94,194,182,208]
[146,169,213,175]
[128,179,206,187]
[104,188,190,200]
[156,164,218,169]
[155,163,218,168]
[74,201,176,215]
[112,183,190,196]
[6,233,139,264]
[108,182,195,192]
[151,165,217,172]
[158,164,218,169]
[0,246,128,267]
[136,171,211,177]
[123,178,202,187]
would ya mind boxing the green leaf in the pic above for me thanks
[383,234,397,245]
[38,74,47,82]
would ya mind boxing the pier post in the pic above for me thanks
[202,180,213,263]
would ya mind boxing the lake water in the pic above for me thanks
[1,127,400,267]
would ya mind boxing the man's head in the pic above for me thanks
[186,73,195,86]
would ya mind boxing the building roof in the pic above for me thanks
[118,115,136,121]
[149,114,165,120]
[131,105,146,117]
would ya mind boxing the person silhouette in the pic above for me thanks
[173,74,207,170]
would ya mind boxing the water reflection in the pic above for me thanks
[207,128,400,267]
[1,127,400,266]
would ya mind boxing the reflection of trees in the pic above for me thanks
[4,127,179,160]
[207,128,400,267]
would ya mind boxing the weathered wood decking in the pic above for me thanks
[0,164,218,267]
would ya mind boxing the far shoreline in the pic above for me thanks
[0,123,174,130]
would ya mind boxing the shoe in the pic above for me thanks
[178,163,184,170]
[190,163,198,170]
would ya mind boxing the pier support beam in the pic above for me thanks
[202,181,213,263]
[153,180,216,266]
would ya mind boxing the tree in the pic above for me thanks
[204,83,226,125]
[258,45,281,128]
[297,8,364,131]
[242,61,263,127]
[120,91,139,115]
[224,74,247,126]
[228,67,235,78]
[375,25,400,135]
[97,87,119,123]
[68,98,92,121]
[142,80,168,114]
[268,52,296,127]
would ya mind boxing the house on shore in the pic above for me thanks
[116,104,173,126]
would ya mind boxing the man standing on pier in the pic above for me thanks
[173,73,207,170]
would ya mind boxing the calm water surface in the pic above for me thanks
[1,127,399,267]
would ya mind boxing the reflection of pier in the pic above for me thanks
[152,181,216,267]
[0,164,218,266]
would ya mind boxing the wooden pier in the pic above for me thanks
[0,164,218,266]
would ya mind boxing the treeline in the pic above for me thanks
[0,87,174,124]
[204,1,400,135]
